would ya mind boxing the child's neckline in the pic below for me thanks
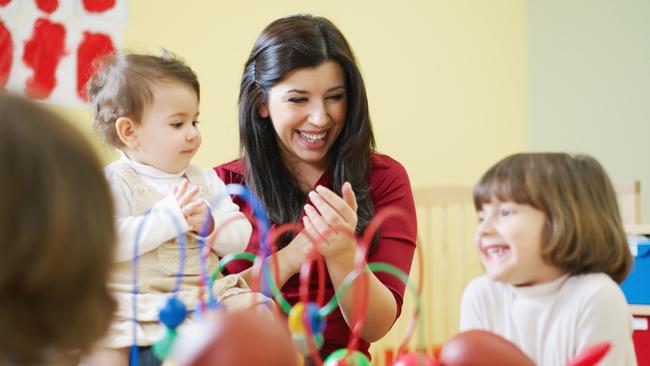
[119,149,187,179]
[509,273,570,298]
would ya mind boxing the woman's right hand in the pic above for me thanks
[244,230,313,290]
[278,230,313,276]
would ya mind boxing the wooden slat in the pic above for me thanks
[625,224,650,235]
[412,186,473,206]
[370,185,478,365]
[614,181,641,226]
[630,305,650,317]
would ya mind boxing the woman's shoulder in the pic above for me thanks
[371,152,407,172]
[369,153,412,195]
[370,152,410,181]
[213,158,246,183]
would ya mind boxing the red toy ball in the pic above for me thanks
[188,308,298,366]
[439,330,535,366]
[393,351,439,366]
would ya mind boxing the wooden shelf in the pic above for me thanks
[625,224,650,235]
[631,304,650,316]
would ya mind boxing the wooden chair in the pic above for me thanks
[369,185,479,365]
[614,181,644,232]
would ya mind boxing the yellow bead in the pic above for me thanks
[288,302,306,334]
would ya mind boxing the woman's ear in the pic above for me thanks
[115,117,138,149]
[258,103,269,119]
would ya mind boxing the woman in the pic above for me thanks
[214,14,417,360]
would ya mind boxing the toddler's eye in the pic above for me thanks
[500,208,514,217]
[171,122,183,128]
[192,120,200,127]
[477,213,485,222]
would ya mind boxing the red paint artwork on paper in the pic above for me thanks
[0,21,12,88]
[82,0,115,13]
[22,18,66,99]
[77,32,114,100]
[35,0,58,14]
[0,0,11,7]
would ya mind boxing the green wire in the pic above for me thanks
[319,262,425,349]
[211,255,424,349]
[210,252,292,313]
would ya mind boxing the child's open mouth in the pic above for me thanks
[483,245,511,261]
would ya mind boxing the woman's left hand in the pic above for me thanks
[302,182,358,262]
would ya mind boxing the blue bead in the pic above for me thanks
[307,302,326,334]
[159,297,187,329]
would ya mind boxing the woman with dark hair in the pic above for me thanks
[214,14,417,359]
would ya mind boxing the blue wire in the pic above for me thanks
[130,207,187,366]
[223,184,276,295]
[199,193,225,309]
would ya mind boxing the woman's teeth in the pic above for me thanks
[299,131,326,142]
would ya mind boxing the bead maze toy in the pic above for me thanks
[127,184,611,366]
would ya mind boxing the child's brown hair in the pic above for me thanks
[87,50,200,147]
[473,152,632,283]
[0,94,116,363]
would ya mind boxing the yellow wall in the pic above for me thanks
[55,0,527,190]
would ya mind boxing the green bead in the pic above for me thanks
[323,349,370,366]
[152,329,177,361]
[292,333,324,356]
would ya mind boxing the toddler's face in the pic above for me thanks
[130,81,200,174]
[475,199,563,286]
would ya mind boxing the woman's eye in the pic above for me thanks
[500,208,514,217]
[192,120,200,127]
[327,93,345,101]
[171,122,183,128]
[288,97,308,103]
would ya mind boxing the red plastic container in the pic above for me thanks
[633,316,650,365]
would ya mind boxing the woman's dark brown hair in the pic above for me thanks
[238,14,377,248]
[0,93,116,363]
[474,152,632,283]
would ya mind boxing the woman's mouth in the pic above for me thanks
[297,130,328,147]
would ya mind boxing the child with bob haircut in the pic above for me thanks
[85,51,261,365]
[461,152,637,365]
[0,93,116,365]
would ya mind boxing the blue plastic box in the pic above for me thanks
[621,236,650,305]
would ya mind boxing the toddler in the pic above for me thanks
[86,51,261,365]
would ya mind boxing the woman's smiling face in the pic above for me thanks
[260,60,347,173]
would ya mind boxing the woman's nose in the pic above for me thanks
[307,102,329,126]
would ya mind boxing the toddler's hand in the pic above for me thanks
[172,179,199,208]
[183,199,214,234]
[172,179,212,233]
